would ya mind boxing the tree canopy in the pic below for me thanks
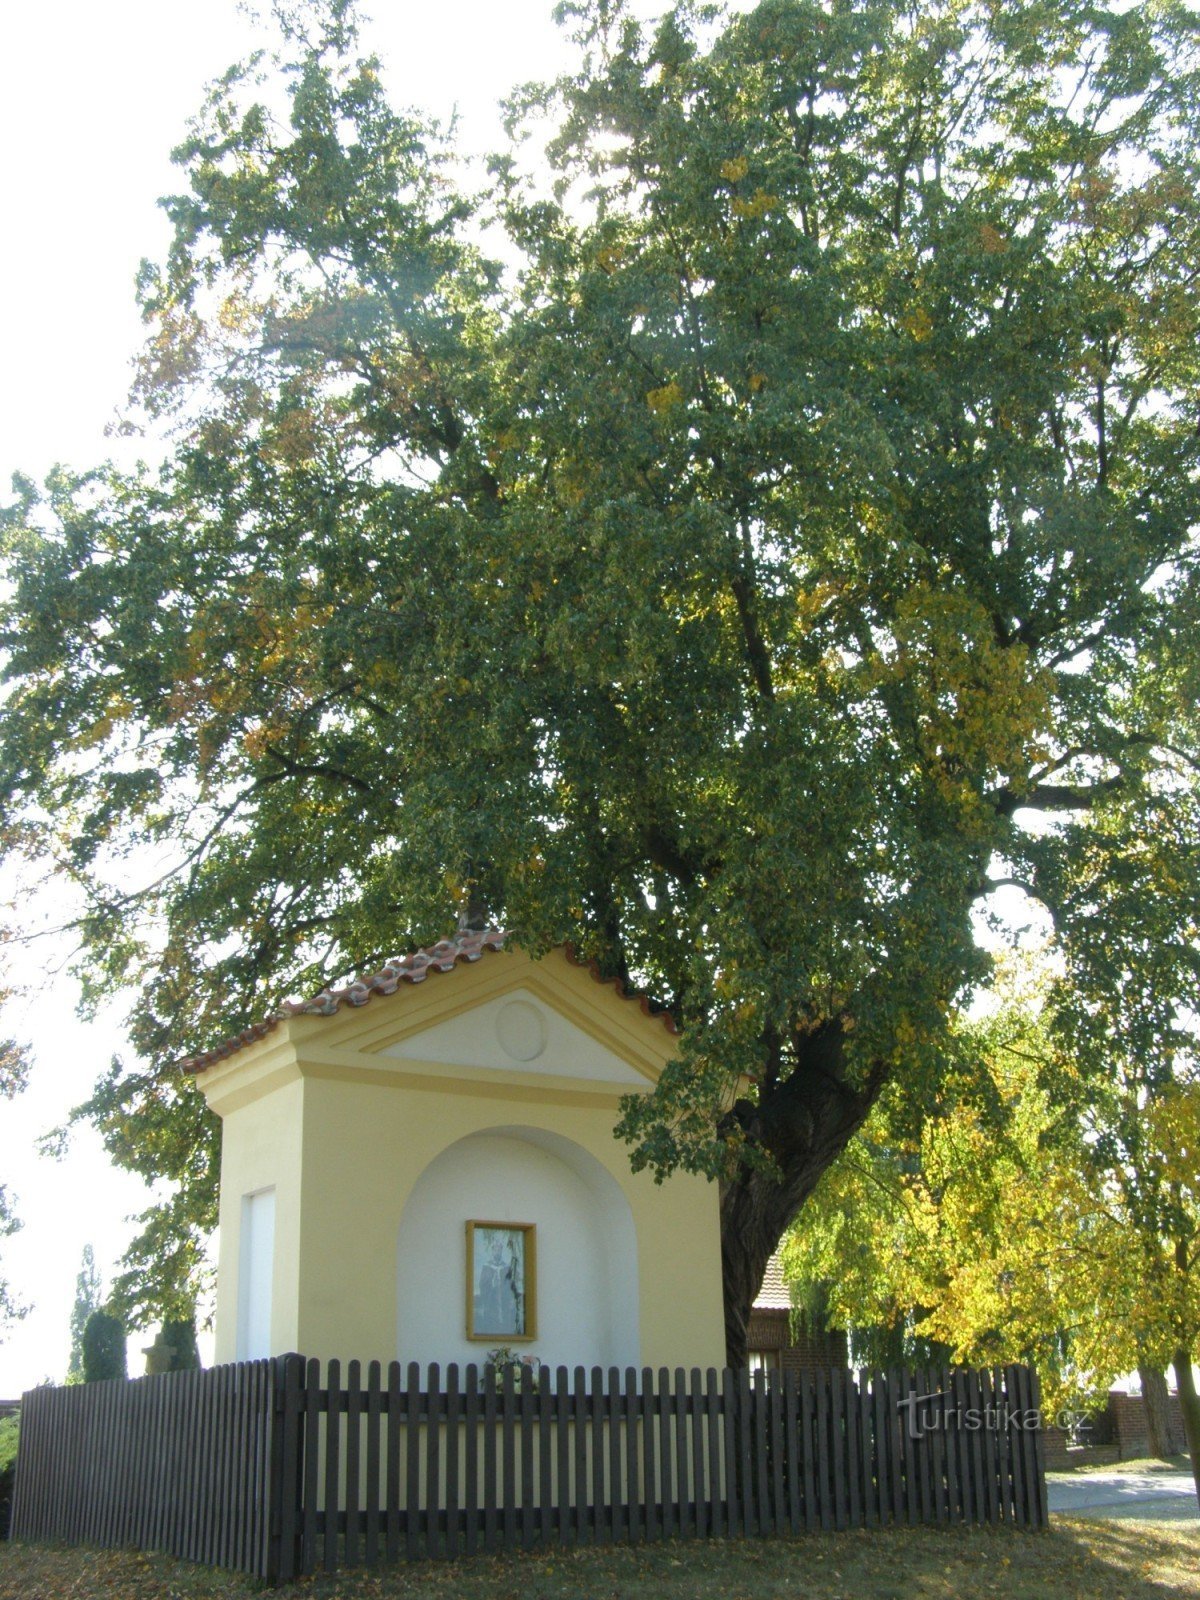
[2,0,1199,1359]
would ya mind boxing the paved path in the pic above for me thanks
[1048,1468,1198,1522]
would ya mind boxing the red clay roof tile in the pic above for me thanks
[754,1251,793,1311]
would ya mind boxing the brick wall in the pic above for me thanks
[746,1308,848,1371]
[1107,1390,1187,1459]
[1043,1390,1186,1466]
[1041,1426,1120,1470]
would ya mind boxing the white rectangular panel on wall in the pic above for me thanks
[237,1187,275,1360]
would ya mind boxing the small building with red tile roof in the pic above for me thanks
[748,1252,848,1375]
[189,931,726,1374]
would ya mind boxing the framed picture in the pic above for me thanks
[465,1221,536,1342]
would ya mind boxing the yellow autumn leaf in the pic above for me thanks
[900,306,934,341]
[646,380,684,414]
[732,189,777,219]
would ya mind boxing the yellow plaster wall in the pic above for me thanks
[206,1049,305,1364]
[198,948,726,1371]
[291,1071,724,1368]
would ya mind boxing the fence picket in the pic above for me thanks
[221,1370,237,1567]
[869,1371,884,1527]
[904,1370,923,1526]
[977,1368,1000,1524]
[919,1367,936,1525]
[831,1369,848,1532]
[445,1362,461,1559]
[365,1360,382,1565]
[226,1371,242,1567]
[947,1369,966,1516]
[690,1368,707,1538]
[782,1370,800,1535]
[345,1359,361,1567]
[964,1367,984,1523]
[463,1364,480,1557]
[658,1366,675,1540]
[405,1362,422,1560]
[605,1368,623,1545]
[627,1368,643,1543]
[520,1364,536,1551]
[856,1373,874,1528]
[180,1368,200,1561]
[501,1362,518,1552]
[706,1368,725,1538]
[385,1362,402,1563]
[210,1365,228,1557]
[1030,1366,1050,1529]
[194,1369,213,1563]
[234,1365,252,1567]
[307,1363,326,1574]
[323,1360,341,1573]
[1018,1366,1037,1526]
[722,1367,740,1537]
[133,1375,152,1549]
[642,1366,659,1542]
[554,1366,570,1546]
[819,1369,838,1529]
[678,1369,694,1542]
[536,1365,552,1547]
[590,1366,607,1543]
[844,1369,862,1529]
[951,1369,972,1524]
[998,1367,1015,1522]
[768,1369,785,1536]
[425,1363,442,1560]
[737,1366,755,1536]
[571,1367,587,1546]
[752,1368,770,1536]
[799,1369,816,1532]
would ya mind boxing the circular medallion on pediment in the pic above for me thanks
[495,999,548,1062]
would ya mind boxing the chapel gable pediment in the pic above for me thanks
[374,984,654,1086]
[188,934,677,1092]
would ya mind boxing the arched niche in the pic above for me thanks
[396,1126,639,1372]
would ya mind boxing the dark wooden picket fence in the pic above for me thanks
[12,1357,1048,1584]
[11,1361,274,1575]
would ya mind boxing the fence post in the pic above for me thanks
[1028,1366,1050,1528]
[267,1354,305,1585]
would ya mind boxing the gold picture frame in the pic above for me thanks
[465,1221,536,1342]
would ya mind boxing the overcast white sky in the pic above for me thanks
[0,0,630,1397]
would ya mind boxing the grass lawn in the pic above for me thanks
[2,1520,1199,1600]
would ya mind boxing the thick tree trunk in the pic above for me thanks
[1138,1363,1180,1459]
[1171,1349,1200,1513]
[719,1020,883,1369]
[720,1167,807,1373]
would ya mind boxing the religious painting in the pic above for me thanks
[465,1221,536,1341]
